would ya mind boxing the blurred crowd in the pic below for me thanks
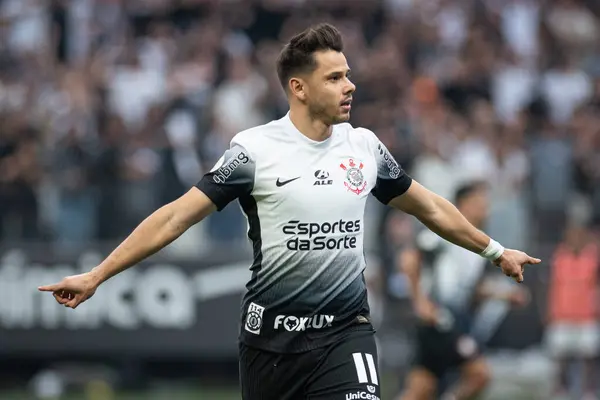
[1,0,600,254]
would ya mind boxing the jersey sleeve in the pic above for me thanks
[195,142,255,211]
[370,135,412,205]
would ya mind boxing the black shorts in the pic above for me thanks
[413,323,480,379]
[239,325,381,400]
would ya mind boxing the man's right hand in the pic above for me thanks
[38,272,100,309]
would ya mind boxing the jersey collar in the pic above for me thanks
[281,112,335,147]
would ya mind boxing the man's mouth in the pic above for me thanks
[340,99,352,111]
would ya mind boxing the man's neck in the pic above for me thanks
[289,108,332,142]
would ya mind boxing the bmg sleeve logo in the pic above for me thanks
[212,150,250,184]
[376,144,401,179]
[244,302,264,335]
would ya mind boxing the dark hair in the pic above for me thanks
[454,180,488,206]
[276,23,344,91]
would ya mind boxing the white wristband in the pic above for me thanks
[480,239,505,261]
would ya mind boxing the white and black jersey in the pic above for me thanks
[196,113,412,353]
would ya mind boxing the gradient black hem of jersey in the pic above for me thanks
[239,194,263,280]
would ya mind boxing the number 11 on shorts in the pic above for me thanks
[352,353,378,385]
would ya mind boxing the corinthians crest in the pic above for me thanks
[340,158,367,195]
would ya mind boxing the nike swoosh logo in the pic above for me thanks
[276,177,301,187]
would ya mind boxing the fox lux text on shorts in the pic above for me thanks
[274,314,335,331]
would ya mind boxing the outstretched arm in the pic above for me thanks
[39,141,256,308]
[38,188,216,307]
[93,188,215,285]
[389,181,541,282]
[365,130,540,282]
[390,182,490,254]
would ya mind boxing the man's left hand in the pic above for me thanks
[494,249,541,283]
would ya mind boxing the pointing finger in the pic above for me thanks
[38,284,61,292]
[529,257,541,264]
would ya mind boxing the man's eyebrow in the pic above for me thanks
[325,68,351,77]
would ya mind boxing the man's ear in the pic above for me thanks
[289,77,308,102]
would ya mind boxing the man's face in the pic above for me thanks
[302,50,356,124]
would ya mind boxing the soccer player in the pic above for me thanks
[396,181,530,400]
[39,24,540,400]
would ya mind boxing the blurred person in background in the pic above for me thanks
[52,127,98,251]
[93,113,125,240]
[545,222,599,400]
[530,118,574,244]
[485,121,531,251]
[408,116,458,202]
[571,104,600,229]
[397,181,529,400]
[0,117,41,241]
